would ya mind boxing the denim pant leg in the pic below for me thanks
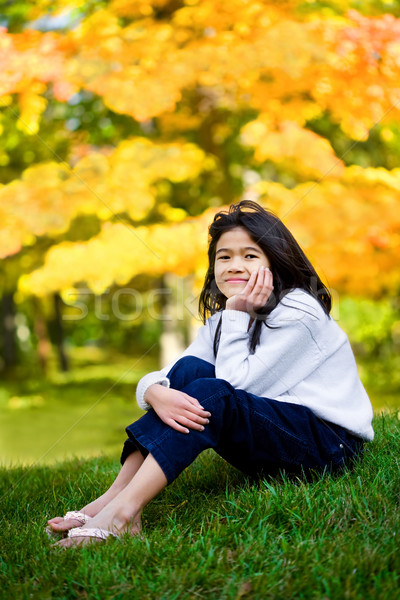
[166,355,216,389]
[121,356,362,483]
[120,356,214,470]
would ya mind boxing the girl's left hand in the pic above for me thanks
[225,266,273,314]
[144,384,211,434]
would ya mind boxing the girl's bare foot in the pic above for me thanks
[52,453,166,547]
[55,504,142,548]
[47,486,126,534]
[48,452,145,534]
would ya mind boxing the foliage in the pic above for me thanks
[251,167,400,296]
[18,211,212,295]
[1,0,400,368]
[0,138,207,259]
[339,296,400,410]
[339,296,400,355]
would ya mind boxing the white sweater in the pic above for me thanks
[136,289,374,441]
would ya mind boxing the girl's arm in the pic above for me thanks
[136,317,216,410]
[216,306,324,398]
[216,270,327,398]
[134,316,216,431]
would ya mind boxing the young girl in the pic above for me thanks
[48,200,374,547]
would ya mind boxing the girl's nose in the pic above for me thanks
[228,258,244,271]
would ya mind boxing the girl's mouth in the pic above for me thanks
[226,278,248,283]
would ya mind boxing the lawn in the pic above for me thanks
[0,412,399,600]
[0,349,156,466]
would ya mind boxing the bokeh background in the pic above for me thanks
[1,0,399,466]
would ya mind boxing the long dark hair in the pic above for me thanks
[198,200,331,354]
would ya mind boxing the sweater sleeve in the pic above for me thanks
[135,317,216,410]
[215,305,324,399]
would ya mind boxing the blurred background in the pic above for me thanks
[1,0,399,466]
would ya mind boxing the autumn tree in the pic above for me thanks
[1,0,400,367]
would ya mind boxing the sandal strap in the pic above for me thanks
[68,527,118,540]
[64,511,92,525]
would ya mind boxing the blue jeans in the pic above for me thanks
[121,356,363,484]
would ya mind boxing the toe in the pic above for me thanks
[49,518,82,531]
[47,517,64,525]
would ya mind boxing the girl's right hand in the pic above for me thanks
[225,266,273,314]
[144,384,211,434]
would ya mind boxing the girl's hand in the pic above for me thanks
[225,266,273,314]
[144,384,211,434]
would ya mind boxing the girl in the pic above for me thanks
[48,200,374,547]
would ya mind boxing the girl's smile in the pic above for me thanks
[226,277,249,283]
[214,227,271,299]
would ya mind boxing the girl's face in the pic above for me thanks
[214,227,271,299]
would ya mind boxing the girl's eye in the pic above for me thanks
[245,254,257,259]
[217,255,230,260]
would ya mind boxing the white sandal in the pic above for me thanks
[46,511,92,538]
[63,511,92,525]
[67,527,118,542]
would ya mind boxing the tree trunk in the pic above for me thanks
[53,292,69,372]
[32,298,51,374]
[1,292,17,369]
[159,274,185,366]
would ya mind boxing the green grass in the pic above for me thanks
[0,413,399,600]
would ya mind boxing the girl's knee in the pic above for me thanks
[183,377,233,406]
[167,356,215,389]
[171,355,214,374]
